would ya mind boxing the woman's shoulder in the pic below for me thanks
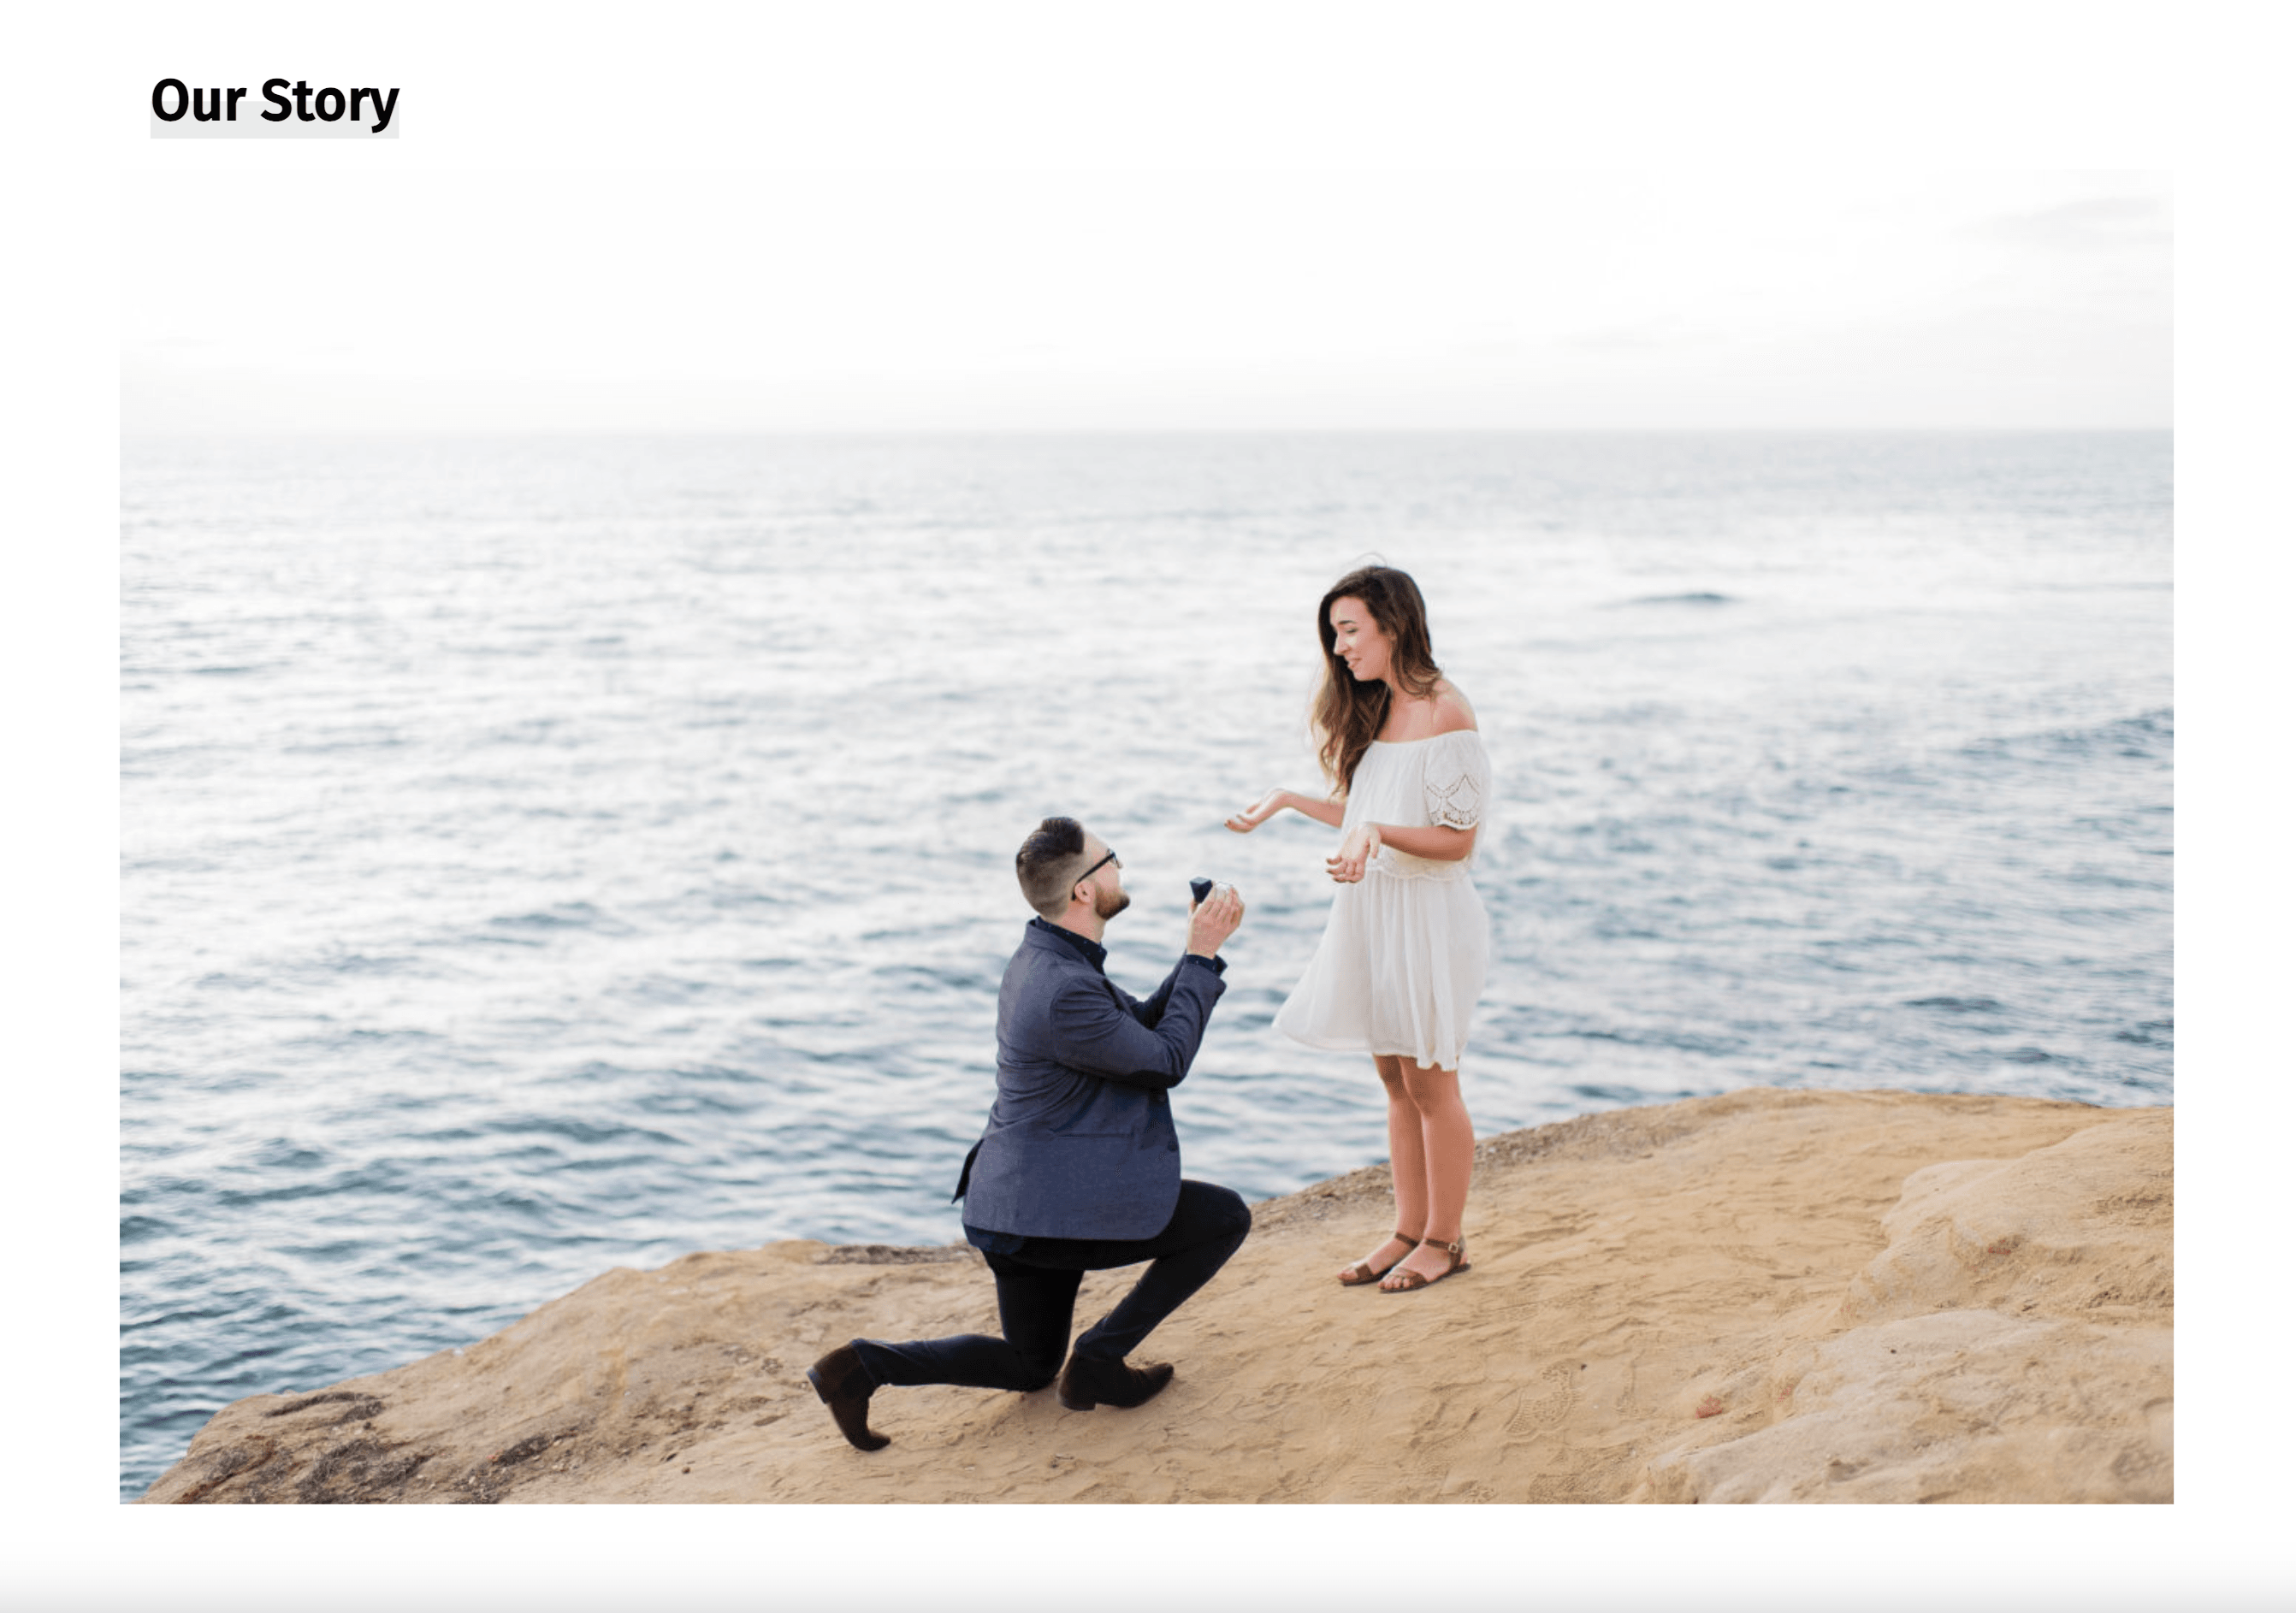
[1427,681,1477,736]
[1381,681,1479,744]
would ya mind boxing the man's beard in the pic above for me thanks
[1094,885,1131,920]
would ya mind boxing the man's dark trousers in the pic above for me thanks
[849,1180,1250,1391]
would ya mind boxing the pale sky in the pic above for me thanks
[109,0,2174,437]
[122,167,2169,433]
[115,3,2178,434]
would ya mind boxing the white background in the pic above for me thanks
[12,2,2287,1607]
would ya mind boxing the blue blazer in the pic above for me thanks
[956,919,1227,1241]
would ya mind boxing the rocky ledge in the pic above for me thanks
[141,1087,2170,1504]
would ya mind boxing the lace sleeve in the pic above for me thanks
[1422,732,1490,830]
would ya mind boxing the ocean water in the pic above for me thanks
[119,432,2172,1498]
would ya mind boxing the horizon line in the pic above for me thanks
[119,424,2175,441]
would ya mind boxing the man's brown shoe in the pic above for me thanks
[1056,1354,1175,1411]
[807,1344,891,1451]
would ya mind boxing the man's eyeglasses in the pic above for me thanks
[1078,847,1119,882]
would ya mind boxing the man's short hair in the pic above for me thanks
[1016,816,1092,919]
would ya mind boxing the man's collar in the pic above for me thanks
[1028,915,1107,972]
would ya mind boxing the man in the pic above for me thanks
[806,816,1251,1451]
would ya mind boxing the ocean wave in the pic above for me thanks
[483,902,635,936]
[1963,706,2173,762]
[1617,590,1736,606]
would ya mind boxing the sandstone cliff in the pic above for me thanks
[141,1087,2170,1504]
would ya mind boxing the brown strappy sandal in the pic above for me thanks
[1382,1237,1470,1292]
[1337,1232,1421,1287]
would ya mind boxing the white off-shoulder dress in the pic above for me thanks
[1273,729,1493,1071]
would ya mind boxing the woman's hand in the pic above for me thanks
[1327,824,1381,883]
[1225,788,1289,833]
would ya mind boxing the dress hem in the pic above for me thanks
[1275,1025,1471,1070]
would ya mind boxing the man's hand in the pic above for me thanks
[1187,883,1246,957]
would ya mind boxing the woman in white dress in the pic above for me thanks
[1228,565,1491,1293]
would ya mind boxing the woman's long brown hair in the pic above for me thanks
[1312,564,1444,794]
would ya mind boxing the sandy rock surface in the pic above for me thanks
[141,1087,2170,1504]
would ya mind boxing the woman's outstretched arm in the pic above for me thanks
[1225,788,1345,832]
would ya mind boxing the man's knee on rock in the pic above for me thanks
[1017,1364,1060,1392]
[1015,1345,1065,1392]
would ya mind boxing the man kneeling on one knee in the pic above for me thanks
[808,817,1252,1450]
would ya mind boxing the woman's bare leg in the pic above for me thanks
[1336,1055,1425,1280]
[1381,1060,1473,1289]
[1379,1055,1432,1237]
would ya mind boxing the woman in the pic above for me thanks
[1227,564,1491,1293]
